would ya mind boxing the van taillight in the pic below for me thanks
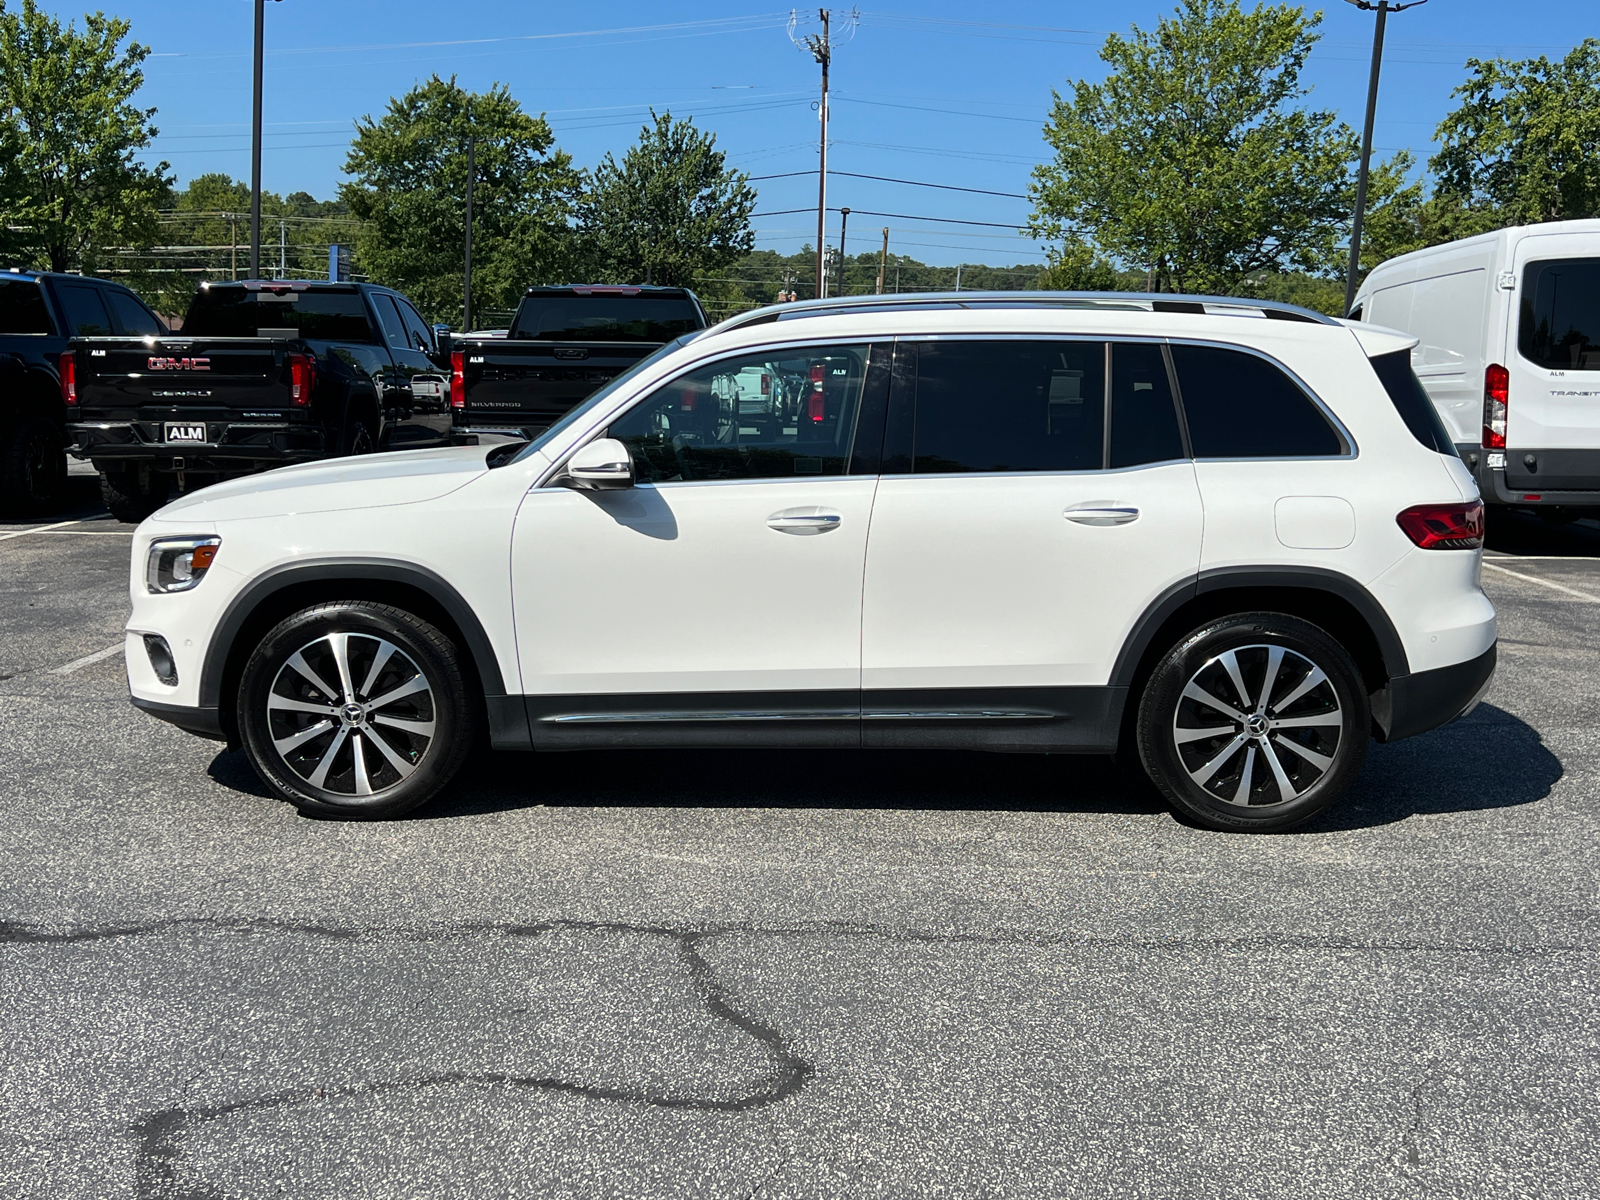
[287,353,315,405]
[59,352,76,406]
[1397,501,1485,550]
[1482,363,1508,449]
[450,351,465,409]
[808,363,825,423]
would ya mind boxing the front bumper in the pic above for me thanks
[129,695,227,741]
[1370,642,1497,743]
[71,420,325,473]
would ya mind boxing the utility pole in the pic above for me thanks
[463,136,475,331]
[1342,0,1425,316]
[230,215,238,281]
[792,9,856,299]
[836,207,850,297]
[249,0,281,280]
[894,257,900,293]
[278,218,286,279]
[955,264,963,293]
[876,227,889,294]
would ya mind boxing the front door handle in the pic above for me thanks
[767,507,842,535]
[1065,505,1139,526]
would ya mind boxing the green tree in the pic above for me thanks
[0,0,169,272]
[342,75,581,326]
[1431,38,1600,224]
[1029,0,1355,294]
[578,111,756,288]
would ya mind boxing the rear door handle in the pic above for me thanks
[768,507,842,534]
[1064,505,1139,526]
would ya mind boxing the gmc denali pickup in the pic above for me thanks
[65,279,450,522]
[1,268,166,514]
[450,284,707,441]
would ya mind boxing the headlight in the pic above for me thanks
[147,536,221,593]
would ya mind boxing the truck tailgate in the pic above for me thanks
[459,342,659,429]
[72,337,292,415]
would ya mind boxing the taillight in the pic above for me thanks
[59,352,76,406]
[450,351,465,409]
[287,352,315,406]
[808,363,825,423]
[1397,500,1485,550]
[1482,363,1508,449]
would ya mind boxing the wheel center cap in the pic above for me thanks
[1244,713,1269,737]
[341,702,364,726]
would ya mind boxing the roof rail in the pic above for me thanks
[713,290,1339,334]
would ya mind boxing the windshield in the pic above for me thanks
[510,294,702,342]
[501,333,701,468]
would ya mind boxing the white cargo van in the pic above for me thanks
[1350,219,1600,516]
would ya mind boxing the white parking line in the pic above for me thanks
[1481,561,1600,603]
[51,644,124,675]
[0,518,87,542]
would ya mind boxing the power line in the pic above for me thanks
[746,168,1027,199]
[834,94,1040,123]
[751,206,1021,229]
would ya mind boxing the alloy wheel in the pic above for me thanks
[1171,643,1344,809]
[265,632,436,800]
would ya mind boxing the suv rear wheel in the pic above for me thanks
[1137,613,1369,832]
[237,601,474,819]
[99,464,171,524]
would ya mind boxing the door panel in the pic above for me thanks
[512,477,877,697]
[861,463,1202,690]
[1510,240,1600,452]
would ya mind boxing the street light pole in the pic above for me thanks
[1342,0,1425,316]
[249,0,266,279]
[836,207,850,297]
[463,136,475,332]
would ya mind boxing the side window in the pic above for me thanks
[1170,344,1344,458]
[609,344,875,483]
[1109,342,1184,467]
[911,340,1105,473]
[371,294,410,352]
[1369,350,1457,455]
[105,289,162,336]
[396,297,434,353]
[55,284,113,336]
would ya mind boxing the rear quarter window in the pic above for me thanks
[1368,350,1458,455]
[0,278,53,334]
[1170,343,1344,458]
[55,284,114,337]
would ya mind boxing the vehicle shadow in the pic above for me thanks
[1486,510,1600,556]
[410,702,1560,833]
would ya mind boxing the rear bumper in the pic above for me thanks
[1471,447,1600,508]
[70,420,325,472]
[1370,642,1496,743]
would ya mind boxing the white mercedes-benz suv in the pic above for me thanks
[125,293,1496,832]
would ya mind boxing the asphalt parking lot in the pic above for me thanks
[3,472,1599,1200]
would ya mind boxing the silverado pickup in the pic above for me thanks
[1,268,166,514]
[450,284,708,441]
[66,279,451,522]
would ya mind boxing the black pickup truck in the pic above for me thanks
[1,268,167,514]
[66,279,451,521]
[450,285,707,441]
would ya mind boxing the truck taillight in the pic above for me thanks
[287,352,315,405]
[808,363,825,423]
[1482,363,1508,449]
[1397,501,1485,550]
[450,351,465,409]
[59,352,76,406]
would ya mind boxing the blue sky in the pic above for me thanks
[39,1,1599,268]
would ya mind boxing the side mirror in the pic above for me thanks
[432,324,452,359]
[565,437,634,491]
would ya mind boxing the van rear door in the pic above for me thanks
[1508,231,1600,490]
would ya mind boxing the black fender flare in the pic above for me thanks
[1108,565,1411,691]
[198,557,507,712]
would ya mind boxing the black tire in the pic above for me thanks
[1136,613,1369,833]
[0,416,67,516]
[99,464,171,524]
[237,601,474,819]
[341,418,374,457]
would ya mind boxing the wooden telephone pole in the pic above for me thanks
[876,227,889,294]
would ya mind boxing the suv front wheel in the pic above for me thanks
[1137,613,1369,833]
[238,601,474,819]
